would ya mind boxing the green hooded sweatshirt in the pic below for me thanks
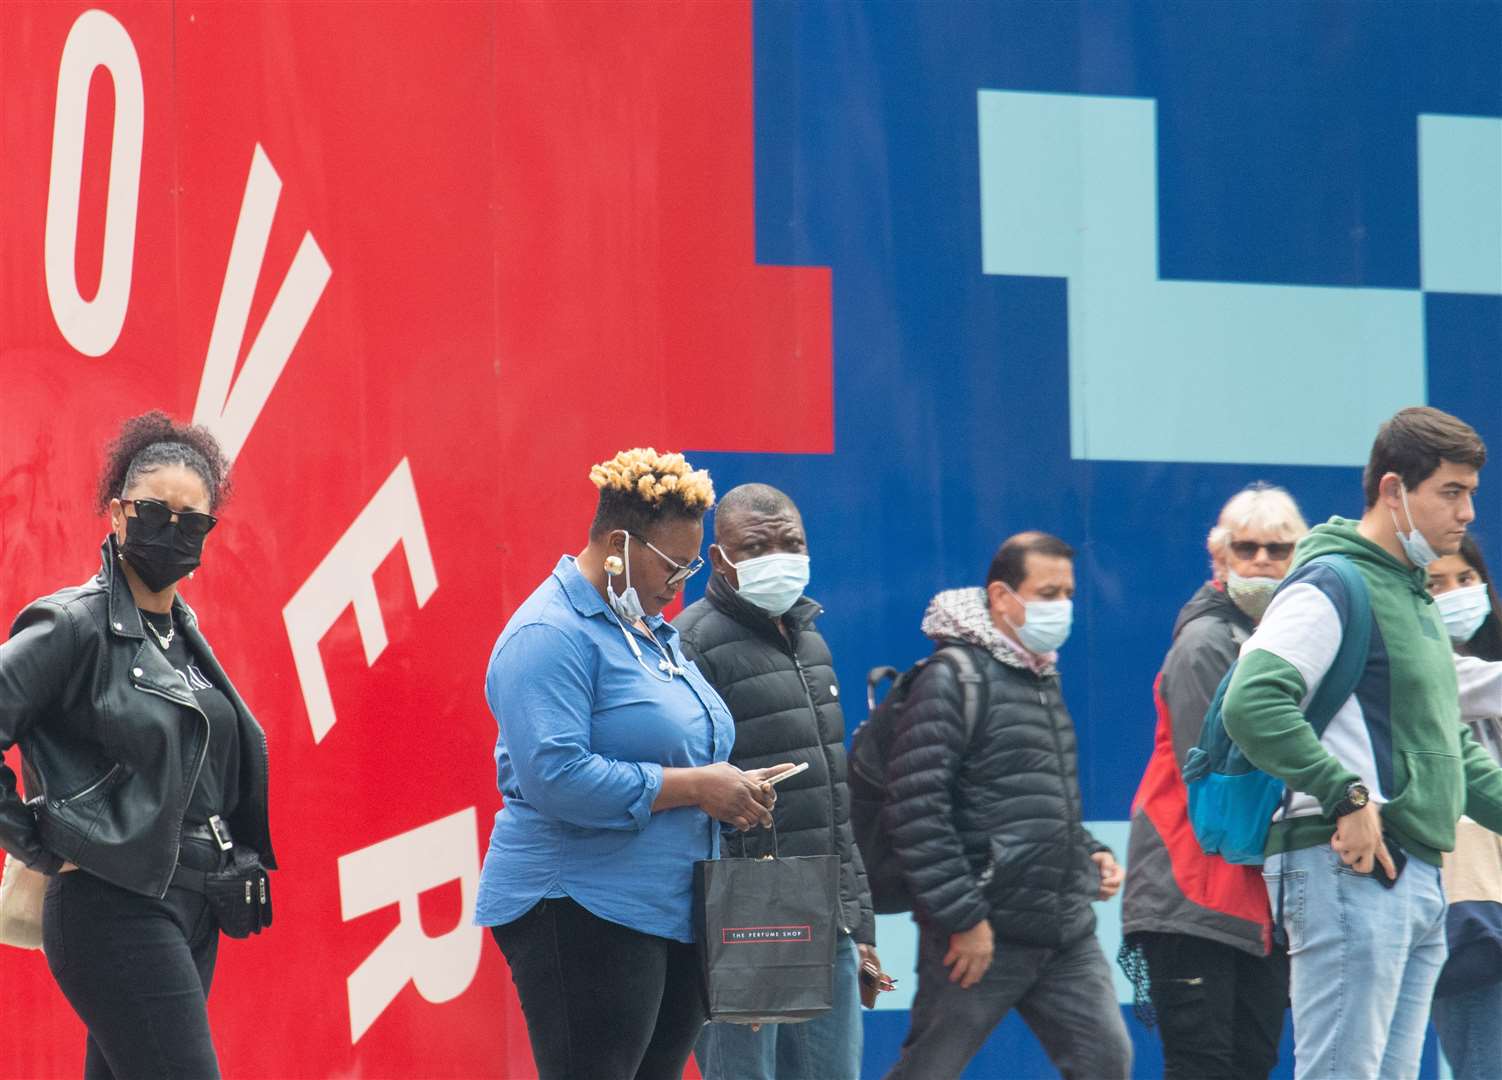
[1222,517,1502,865]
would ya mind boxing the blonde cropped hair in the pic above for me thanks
[1207,482,1309,558]
[589,448,715,511]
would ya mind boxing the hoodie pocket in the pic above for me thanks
[1383,750,1463,848]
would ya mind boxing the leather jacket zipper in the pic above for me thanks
[51,763,121,808]
[133,680,210,898]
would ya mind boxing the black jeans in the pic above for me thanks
[490,897,706,1080]
[884,925,1132,1080]
[42,856,221,1080]
[1136,930,1289,1080]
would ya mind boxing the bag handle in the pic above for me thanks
[731,814,781,860]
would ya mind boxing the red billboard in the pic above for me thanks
[0,4,831,1076]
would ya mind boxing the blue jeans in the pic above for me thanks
[1432,980,1502,1080]
[1263,845,1446,1080]
[694,932,862,1080]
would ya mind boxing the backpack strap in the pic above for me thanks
[1299,554,1373,735]
[930,645,990,749]
[866,666,902,711]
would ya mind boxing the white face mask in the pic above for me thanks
[1226,572,1281,620]
[1436,583,1491,643]
[733,552,810,618]
[605,532,647,623]
[1391,483,1440,570]
[1003,583,1073,654]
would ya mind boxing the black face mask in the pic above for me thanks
[120,515,205,593]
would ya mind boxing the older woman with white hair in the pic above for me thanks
[1118,482,1308,1080]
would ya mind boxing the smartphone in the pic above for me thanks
[859,961,898,1009]
[764,762,810,788]
[1371,841,1408,889]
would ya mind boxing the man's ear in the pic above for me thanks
[1379,472,1405,509]
[710,544,739,589]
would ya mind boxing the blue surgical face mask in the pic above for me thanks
[605,532,647,623]
[1003,583,1074,654]
[1436,583,1491,643]
[1391,484,1440,571]
[733,552,810,618]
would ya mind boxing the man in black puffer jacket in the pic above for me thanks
[883,533,1131,1080]
[676,484,877,1080]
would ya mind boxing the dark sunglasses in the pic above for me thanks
[630,532,704,587]
[122,498,219,540]
[1229,540,1295,561]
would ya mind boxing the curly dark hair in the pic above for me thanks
[95,411,232,514]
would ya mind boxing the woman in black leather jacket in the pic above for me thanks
[0,412,274,1080]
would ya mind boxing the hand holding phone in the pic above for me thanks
[763,761,810,788]
[859,961,898,1008]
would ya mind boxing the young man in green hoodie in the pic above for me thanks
[1223,406,1502,1079]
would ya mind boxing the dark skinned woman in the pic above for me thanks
[0,412,273,1079]
[477,448,791,1080]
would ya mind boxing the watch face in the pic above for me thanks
[1350,785,1369,807]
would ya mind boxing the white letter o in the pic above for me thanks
[45,9,144,358]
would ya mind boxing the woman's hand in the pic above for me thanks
[695,762,781,831]
[58,862,78,874]
[743,763,799,786]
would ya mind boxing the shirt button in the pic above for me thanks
[830,685,839,698]
[113,622,123,631]
[132,667,143,678]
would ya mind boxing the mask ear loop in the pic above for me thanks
[999,580,1028,637]
[1391,481,1426,546]
[604,532,682,682]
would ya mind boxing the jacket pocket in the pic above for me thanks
[983,834,1042,895]
[49,764,121,810]
[1384,750,1463,849]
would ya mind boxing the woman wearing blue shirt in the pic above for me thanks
[478,449,789,1080]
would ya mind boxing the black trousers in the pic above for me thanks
[1136,930,1289,1080]
[43,863,221,1080]
[491,897,707,1080]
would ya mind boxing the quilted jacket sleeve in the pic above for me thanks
[881,660,989,934]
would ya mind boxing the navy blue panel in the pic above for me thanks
[738,3,1498,1076]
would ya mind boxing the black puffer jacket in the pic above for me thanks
[884,591,1107,947]
[675,573,874,943]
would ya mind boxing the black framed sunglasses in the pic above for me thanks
[630,532,704,587]
[1229,540,1295,561]
[122,498,219,540]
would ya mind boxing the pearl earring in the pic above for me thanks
[604,555,624,575]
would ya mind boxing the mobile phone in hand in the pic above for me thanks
[859,961,897,1009]
[764,762,810,788]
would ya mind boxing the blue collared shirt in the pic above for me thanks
[474,556,734,942]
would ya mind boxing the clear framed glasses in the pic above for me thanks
[630,532,704,586]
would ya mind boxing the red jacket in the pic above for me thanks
[1120,582,1272,955]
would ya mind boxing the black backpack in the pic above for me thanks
[848,644,989,914]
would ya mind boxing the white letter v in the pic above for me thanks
[194,144,331,464]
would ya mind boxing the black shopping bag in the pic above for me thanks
[693,826,839,1025]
